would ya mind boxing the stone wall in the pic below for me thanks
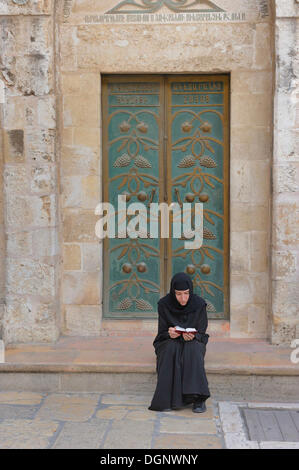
[271,0,299,344]
[0,79,4,338]
[0,0,298,345]
[58,0,274,339]
[1,0,60,343]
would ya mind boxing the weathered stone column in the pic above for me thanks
[1,0,60,343]
[271,0,299,344]
[0,79,4,338]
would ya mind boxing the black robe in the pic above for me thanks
[148,293,210,411]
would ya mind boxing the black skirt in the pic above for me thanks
[148,336,210,411]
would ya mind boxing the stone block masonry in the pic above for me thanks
[0,0,298,344]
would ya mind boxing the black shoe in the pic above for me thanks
[192,400,207,413]
[160,408,172,412]
[183,396,194,406]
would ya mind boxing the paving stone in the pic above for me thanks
[224,432,259,449]
[35,393,99,422]
[153,433,223,449]
[0,392,44,405]
[102,419,154,449]
[96,405,130,420]
[125,408,157,421]
[52,421,109,449]
[101,394,152,406]
[0,419,59,449]
[162,405,214,419]
[160,417,217,434]
[0,404,38,420]
[96,404,156,422]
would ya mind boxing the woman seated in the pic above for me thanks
[148,272,210,413]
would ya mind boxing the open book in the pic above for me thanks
[174,326,197,335]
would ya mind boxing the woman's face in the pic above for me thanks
[175,289,190,306]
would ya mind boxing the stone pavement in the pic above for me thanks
[1,390,299,449]
[1,335,299,449]
[0,391,224,449]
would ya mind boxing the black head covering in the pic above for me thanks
[158,272,204,314]
[169,272,193,312]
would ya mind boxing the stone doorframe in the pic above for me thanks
[0,0,298,345]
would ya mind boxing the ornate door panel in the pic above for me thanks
[102,75,229,319]
[102,76,165,318]
[167,76,229,319]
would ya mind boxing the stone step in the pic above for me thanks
[0,336,298,401]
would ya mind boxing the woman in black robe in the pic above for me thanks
[148,272,210,412]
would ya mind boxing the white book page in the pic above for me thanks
[174,326,185,331]
[174,326,197,332]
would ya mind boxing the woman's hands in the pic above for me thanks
[168,327,180,339]
[168,327,194,341]
[182,332,194,341]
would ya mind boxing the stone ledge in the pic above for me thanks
[0,363,298,376]
[0,371,298,402]
[0,363,155,373]
[1,336,297,378]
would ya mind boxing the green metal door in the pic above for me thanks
[102,75,229,319]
